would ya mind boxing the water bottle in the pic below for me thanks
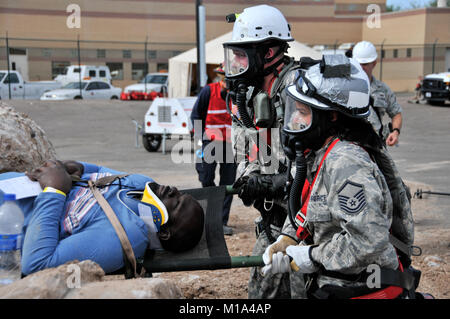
[0,194,24,285]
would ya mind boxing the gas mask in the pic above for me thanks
[224,45,265,91]
[223,43,287,129]
[282,90,333,158]
[223,44,266,124]
[281,55,370,155]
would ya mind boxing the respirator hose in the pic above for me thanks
[288,141,307,231]
[236,83,255,129]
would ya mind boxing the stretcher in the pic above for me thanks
[139,185,264,275]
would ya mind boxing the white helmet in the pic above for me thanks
[223,5,293,80]
[352,41,378,64]
[224,5,294,46]
[284,55,371,135]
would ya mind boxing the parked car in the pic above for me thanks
[54,65,112,86]
[0,70,62,100]
[421,72,450,105]
[40,81,122,100]
[121,72,168,100]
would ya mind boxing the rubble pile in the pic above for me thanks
[0,102,56,173]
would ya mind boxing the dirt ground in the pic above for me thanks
[153,180,449,299]
[155,203,258,299]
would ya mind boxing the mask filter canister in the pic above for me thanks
[253,92,273,127]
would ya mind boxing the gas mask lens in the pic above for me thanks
[284,94,313,133]
[224,46,249,77]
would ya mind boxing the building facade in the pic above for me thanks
[0,0,448,92]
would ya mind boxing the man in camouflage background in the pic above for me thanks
[352,41,403,147]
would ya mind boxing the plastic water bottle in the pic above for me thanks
[0,194,24,285]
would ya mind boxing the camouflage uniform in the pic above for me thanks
[281,138,399,290]
[231,57,307,299]
[367,76,402,141]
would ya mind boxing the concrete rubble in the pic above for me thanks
[0,102,57,173]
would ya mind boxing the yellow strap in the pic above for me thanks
[43,187,66,197]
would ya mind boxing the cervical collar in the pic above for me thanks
[117,183,168,229]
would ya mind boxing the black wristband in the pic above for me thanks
[308,245,321,267]
[393,128,400,135]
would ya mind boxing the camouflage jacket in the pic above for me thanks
[231,57,300,178]
[367,76,402,140]
[282,139,399,280]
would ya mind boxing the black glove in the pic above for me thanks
[233,173,287,207]
[233,175,254,206]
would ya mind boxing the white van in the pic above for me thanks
[54,65,112,86]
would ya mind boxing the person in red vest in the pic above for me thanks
[190,64,237,236]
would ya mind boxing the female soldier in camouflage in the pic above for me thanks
[261,55,416,299]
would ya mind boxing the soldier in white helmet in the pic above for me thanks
[352,41,403,147]
[222,4,308,298]
[261,55,421,299]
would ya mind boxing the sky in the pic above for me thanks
[385,0,433,9]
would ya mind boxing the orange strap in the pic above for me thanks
[296,138,340,239]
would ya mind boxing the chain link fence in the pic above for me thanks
[0,36,195,86]
[0,36,449,95]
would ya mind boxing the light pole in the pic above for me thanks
[196,0,207,93]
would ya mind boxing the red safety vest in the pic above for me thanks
[295,138,404,299]
[205,82,232,143]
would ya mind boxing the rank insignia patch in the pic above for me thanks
[337,180,367,214]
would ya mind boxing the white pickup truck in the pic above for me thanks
[54,65,112,86]
[421,72,450,105]
[0,70,62,100]
[122,73,168,100]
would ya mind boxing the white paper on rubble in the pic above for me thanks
[0,176,43,199]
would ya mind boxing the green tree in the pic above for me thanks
[428,0,450,6]
[386,4,401,12]
[387,0,450,11]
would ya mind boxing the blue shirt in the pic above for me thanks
[0,162,151,275]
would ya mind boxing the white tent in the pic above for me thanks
[168,31,322,98]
